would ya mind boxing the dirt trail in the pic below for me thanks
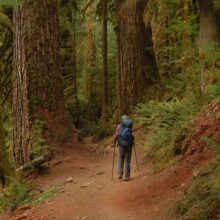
[2,141,214,220]
[36,143,214,220]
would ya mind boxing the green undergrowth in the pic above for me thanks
[133,79,220,170]
[202,136,220,154]
[80,119,115,142]
[31,119,49,159]
[134,95,202,169]
[3,110,49,161]
[0,177,63,212]
[0,177,31,212]
[171,160,220,220]
[171,136,220,219]
[79,120,100,137]
[32,183,63,206]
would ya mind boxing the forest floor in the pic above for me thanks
[1,137,214,220]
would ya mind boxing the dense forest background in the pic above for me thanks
[0,0,220,219]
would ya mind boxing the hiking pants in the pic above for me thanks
[118,145,132,178]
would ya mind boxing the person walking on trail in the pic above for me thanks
[114,115,134,181]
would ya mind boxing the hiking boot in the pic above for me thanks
[125,176,130,181]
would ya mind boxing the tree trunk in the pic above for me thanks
[86,73,95,120]
[102,0,108,120]
[72,10,80,128]
[115,0,159,115]
[198,0,220,95]
[198,0,220,47]
[84,3,97,121]
[13,0,73,165]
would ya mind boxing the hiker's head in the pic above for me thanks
[121,115,129,120]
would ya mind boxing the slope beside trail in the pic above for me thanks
[5,138,214,220]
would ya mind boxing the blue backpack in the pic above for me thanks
[118,119,133,147]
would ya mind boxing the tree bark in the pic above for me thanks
[84,3,97,121]
[115,0,159,115]
[198,0,220,47]
[102,0,108,120]
[13,0,73,165]
[72,10,80,128]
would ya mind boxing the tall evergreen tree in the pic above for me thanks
[102,0,108,120]
[198,0,220,48]
[12,0,73,165]
[72,8,80,127]
[115,0,159,115]
[84,2,97,121]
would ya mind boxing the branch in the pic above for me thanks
[81,0,96,18]
[16,153,52,172]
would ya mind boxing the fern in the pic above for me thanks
[172,161,220,219]
[0,177,30,211]
[134,96,201,167]
[202,136,220,154]
[205,85,220,101]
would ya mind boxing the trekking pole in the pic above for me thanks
[111,142,117,181]
[133,144,140,172]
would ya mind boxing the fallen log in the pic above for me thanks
[16,153,52,172]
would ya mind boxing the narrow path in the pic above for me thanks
[4,142,214,220]
[35,145,146,220]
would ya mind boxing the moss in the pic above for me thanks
[31,119,49,159]
[0,107,10,177]
[171,161,220,219]
[32,183,63,206]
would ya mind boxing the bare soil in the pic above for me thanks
[2,141,214,220]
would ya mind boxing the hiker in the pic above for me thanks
[114,115,134,181]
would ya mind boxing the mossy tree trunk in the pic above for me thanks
[102,0,108,120]
[13,0,73,166]
[72,11,80,128]
[84,4,97,121]
[115,0,159,115]
[198,0,220,95]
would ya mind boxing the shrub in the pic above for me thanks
[0,177,30,212]
[172,161,220,220]
[134,97,200,147]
